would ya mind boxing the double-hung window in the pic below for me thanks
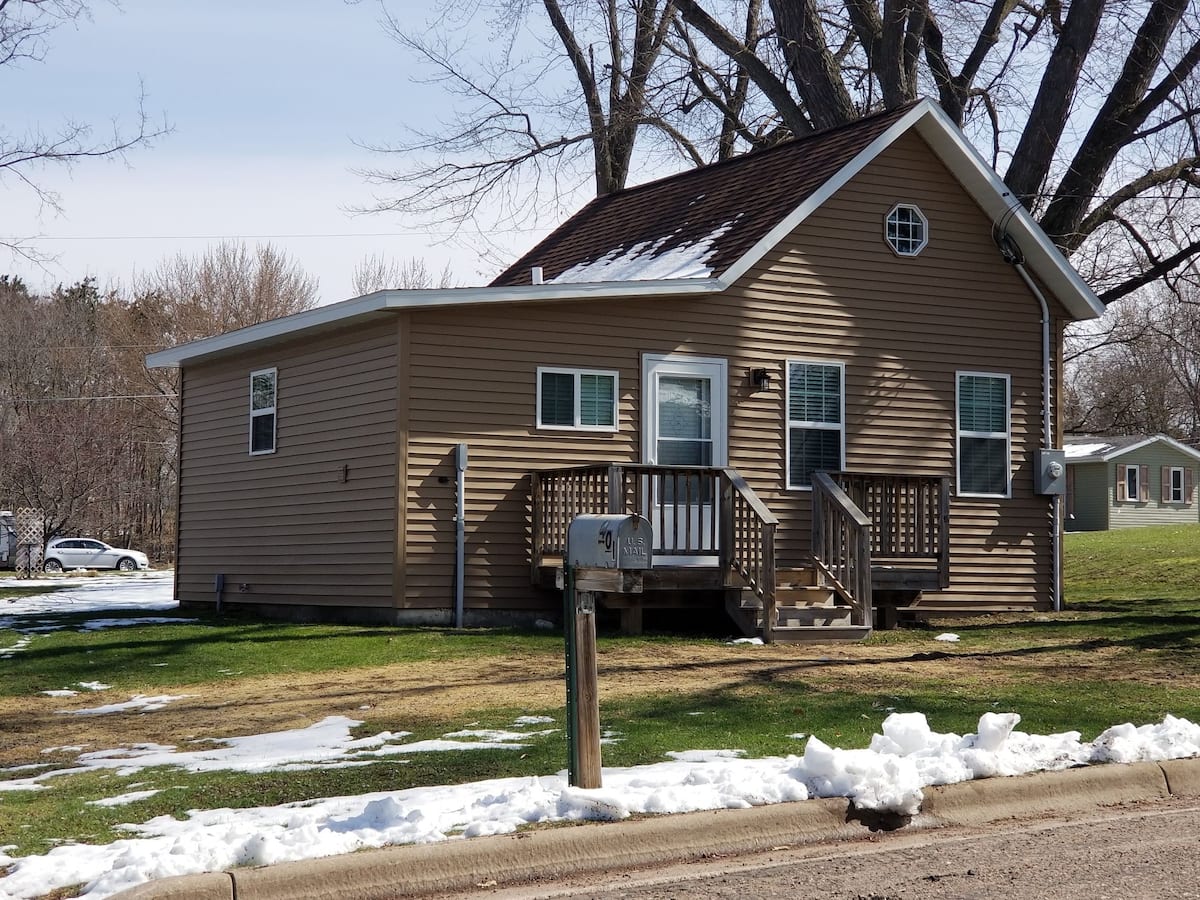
[249,368,277,455]
[537,368,618,431]
[1169,467,1186,503]
[787,361,844,488]
[956,372,1010,497]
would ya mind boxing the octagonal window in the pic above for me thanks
[885,203,928,256]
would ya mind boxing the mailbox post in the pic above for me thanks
[564,514,651,788]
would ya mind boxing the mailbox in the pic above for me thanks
[567,514,652,570]
[1034,448,1067,495]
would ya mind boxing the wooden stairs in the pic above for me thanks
[726,566,872,644]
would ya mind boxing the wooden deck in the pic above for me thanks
[531,464,949,643]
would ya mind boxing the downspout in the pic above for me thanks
[454,443,468,628]
[994,226,1062,612]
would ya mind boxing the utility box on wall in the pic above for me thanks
[1034,449,1067,496]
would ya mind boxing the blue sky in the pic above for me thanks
[3,1,525,300]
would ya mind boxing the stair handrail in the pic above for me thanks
[718,467,778,642]
[810,471,873,626]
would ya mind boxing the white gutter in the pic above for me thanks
[146,278,723,369]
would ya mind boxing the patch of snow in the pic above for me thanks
[1064,442,1111,459]
[0,712,1198,898]
[79,617,196,632]
[58,695,191,717]
[0,636,33,658]
[934,633,960,643]
[78,682,111,691]
[86,789,162,808]
[727,637,764,646]
[39,690,78,698]
[513,716,555,726]
[0,571,175,629]
[443,729,556,743]
[550,219,739,284]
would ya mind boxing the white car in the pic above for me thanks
[43,538,150,573]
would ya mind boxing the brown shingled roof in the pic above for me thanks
[491,103,918,287]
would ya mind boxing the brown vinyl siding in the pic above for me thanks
[176,321,398,609]
[402,130,1063,612]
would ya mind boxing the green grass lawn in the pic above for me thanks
[1065,523,1200,600]
[2,527,1199,860]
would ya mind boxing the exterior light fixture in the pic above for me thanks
[750,368,772,391]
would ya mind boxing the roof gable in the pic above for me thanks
[1064,434,1200,464]
[491,99,1104,322]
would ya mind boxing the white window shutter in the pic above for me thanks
[1116,465,1128,502]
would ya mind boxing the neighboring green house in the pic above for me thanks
[1065,434,1200,531]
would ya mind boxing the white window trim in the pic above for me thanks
[1169,466,1186,503]
[785,359,846,491]
[955,371,1011,499]
[249,367,278,456]
[884,202,929,257]
[535,367,619,432]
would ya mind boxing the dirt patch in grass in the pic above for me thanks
[3,634,1195,767]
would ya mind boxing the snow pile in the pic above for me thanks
[1,711,1197,899]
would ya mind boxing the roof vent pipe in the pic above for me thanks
[531,266,544,285]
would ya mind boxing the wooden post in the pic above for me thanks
[719,473,735,581]
[572,589,603,788]
[606,464,624,514]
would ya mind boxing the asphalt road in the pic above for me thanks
[464,797,1200,900]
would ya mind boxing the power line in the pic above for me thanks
[5,394,178,402]
[2,227,546,241]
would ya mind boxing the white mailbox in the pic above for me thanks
[567,514,652,570]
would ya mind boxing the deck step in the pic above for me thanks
[775,585,836,606]
[775,605,851,627]
[775,566,818,588]
[768,624,872,643]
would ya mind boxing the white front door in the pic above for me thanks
[642,355,728,563]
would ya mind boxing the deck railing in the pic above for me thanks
[531,464,778,626]
[833,472,950,589]
[810,471,873,626]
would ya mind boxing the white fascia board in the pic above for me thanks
[1100,434,1200,463]
[911,104,1104,321]
[718,98,1104,323]
[146,278,722,368]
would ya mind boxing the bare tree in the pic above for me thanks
[352,254,457,294]
[365,0,1200,303]
[1,1,169,261]
[1066,282,1200,439]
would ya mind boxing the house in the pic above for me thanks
[1064,434,1200,531]
[147,99,1104,641]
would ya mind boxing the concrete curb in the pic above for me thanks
[111,758,1200,900]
